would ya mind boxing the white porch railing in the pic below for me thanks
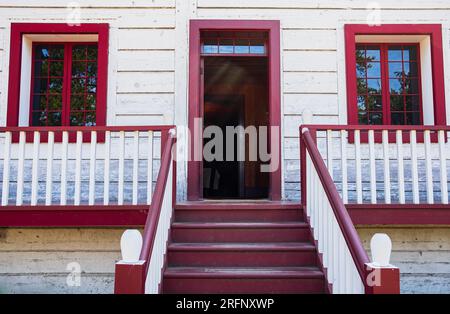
[301,127,370,294]
[304,125,450,205]
[0,126,173,206]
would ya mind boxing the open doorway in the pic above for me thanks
[202,56,269,199]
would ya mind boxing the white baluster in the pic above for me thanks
[147,131,154,205]
[118,131,125,205]
[326,130,333,179]
[103,131,111,205]
[340,130,348,203]
[60,131,68,205]
[88,131,97,206]
[74,131,83,206]
[45,132,54,206]
[132,131,139,205]
[424,130,433,204]
[382,130,391,204]
[16,131,26,206]
[31,131,40,206]
[1,132,12,206]
[355,130,362,204]
[396,130,405,204]
[410,130,419,204]
[438,130,448,204]
[368,130,376,204]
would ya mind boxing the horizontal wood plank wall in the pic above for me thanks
[357,226,450,294]
[0,228,134,293]
[0,1,450,202]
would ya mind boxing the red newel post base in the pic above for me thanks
[114,261,146,294]
[365,263,400,294]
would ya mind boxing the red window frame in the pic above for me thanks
[355,43,423,125]
[7,23,109,131]
[29,42,99,127]
[345,24,447,127]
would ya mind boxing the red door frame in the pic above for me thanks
[187,20,282,201]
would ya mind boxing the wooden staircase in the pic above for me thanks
[162,202,327,294]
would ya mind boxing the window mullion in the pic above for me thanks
[380,44,391,125]
[62,43,72,126]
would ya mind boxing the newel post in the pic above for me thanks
[114,230,146,294]
[365,233,400,294]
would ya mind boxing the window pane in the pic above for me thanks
[366,62,381,77]
[85,111,96,126]
[367,95,383,111]
[219,39,233,53]
[49,78,63,93]
[403,46,417,61]
[369,113,383,125]
[367,79,382,94]
[48,94,62,110]
[234,39,249,54]
[47,112,62,126]
[34,60,49,77]
[388,46,402,61]
[49,46,65,60]
[390,95,404,111]
[406,95,420,111]
[87,62,97,77]
[70,112,84,126]
[202,39,218,54]
[87,46,98,60]
[366,46,380,61]
[32,111,47,126]
[32,95,47,111]
[72,61,87,77]
[391,113,405,125]
[249,40,265,54]
[403,62,418,77]
[70,95,84,110]
[406,112,421,125]
[33,78,48,94]
[358,112,368,124]
[72,46,87,60]
[357,96,366,111]
[404,78,419,94]
[388,62,403,78]
[86,94,96,110]
[357,79,367,94]
[49,61,64,77]
[389,79,403,94]
[72,78,86,94]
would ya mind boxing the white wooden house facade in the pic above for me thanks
[0,0,449,294]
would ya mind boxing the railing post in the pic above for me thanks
[365,264,400,294]
[114,261,146,294]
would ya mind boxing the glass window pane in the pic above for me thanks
[358,112,368,124]
[33,78,48,94]
[49,61,64,77]
[72,46,87,60]
[366,46,380,61]
[367,79,382,94]
[87,62,97,77]
[234,39,249,54]
[219,39,233,53]
[357,96,366,111]
[406,95,420,111]
[357,79,367,94]
[249,40,265,54]
[388,62,403,78]
[32,95,47,111]
[404,62,418,77]
[404,78,419,94]
[356,61,366,78]
[366,62,381,77]
[87,46,98,60]
[70,112,84,126]
[390,95,404,111]
[202,39,218,54]
[391,113,405,125]
[35,45,50,59]
[389,79,403,94]
[85,111,96,126]
[32,111,47,126]
[367,95,383,111]
[47,112,62,126]
[48,78,63,93]
[86,94,96,110]
[403,46,417,61]
[406,112,421,125]
[70,95,84,110]
[388,46,402,61]
[72,78,86,94]
[48,94,62,110]
[34,60,49,77]
[49,46,65,60]
[72,61,87,78]
[369,113,383,125]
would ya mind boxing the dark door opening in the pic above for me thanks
[202,57,269,199]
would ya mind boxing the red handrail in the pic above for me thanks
[0,125,174,133]
[139,129,176,276]
[301,124,450,132]
[300,127,370,289]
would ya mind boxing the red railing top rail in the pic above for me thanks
[139,129,176,273]
[302,124,450,132]
[301,126,370,286]
[0,125,175,133]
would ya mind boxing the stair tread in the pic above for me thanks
[164,266,324,278]
[175,201,301,210]
[171,221,308,228]
[168,242,316,251]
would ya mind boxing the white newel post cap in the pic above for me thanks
[370,233,392,267]
[120,229,143,263]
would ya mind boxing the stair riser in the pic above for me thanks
[171,228,310,243]
[174,210,303,222]
[163,278,325,294]
[168,250,317,267]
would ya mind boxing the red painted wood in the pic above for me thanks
[301,128,371,289]
[168,243,317,267]
[163,267,325,294]
[7,23,109,130]
[344,24,447,127]
[139,129,176,272]
[365,264,400,294]
[0,205,148,227]
[347,204,450,225]
[114,262,145,294]
[187,20,282,201]
[171,222,310,243]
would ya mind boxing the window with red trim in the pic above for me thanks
[30,42,98,126]
[355,43,422,125]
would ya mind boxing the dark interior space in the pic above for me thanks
[203,57,269,199]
